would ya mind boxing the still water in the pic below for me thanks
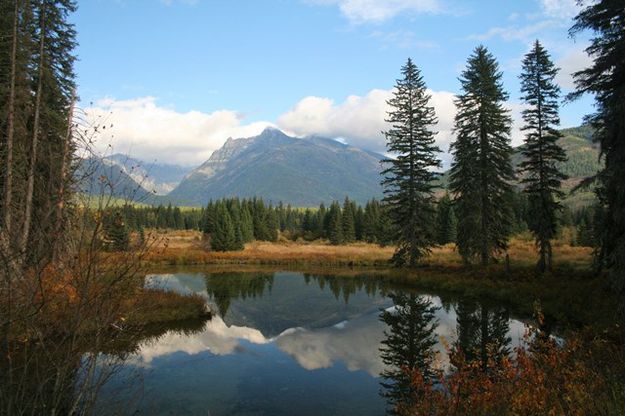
[97,270,530,415]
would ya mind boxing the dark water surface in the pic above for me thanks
[96,270,530,415]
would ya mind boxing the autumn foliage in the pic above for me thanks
[398,319,625,415]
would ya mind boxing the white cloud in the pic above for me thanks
[307,0,441,23]
[85,97,273,166]
[467,20,559,42]
[555,46,592,90]
[369,30,439,49]
[85,88,527,169]
[540,0,582,20]
[278,88,458,166]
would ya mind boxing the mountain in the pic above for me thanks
[104,154,192,195]
[436,125,601,208]
[168,128,385,206]
[76,155,192,204]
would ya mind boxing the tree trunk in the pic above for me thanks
[19,2,45,257]
[2,0,19,238]
[52,91,75,261]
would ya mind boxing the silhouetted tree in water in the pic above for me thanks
[454,300,511,372]
[204,273,274,317]
[379,292,439,413]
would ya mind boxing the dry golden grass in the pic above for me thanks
[133,230,594,270]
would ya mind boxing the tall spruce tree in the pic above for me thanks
[436,193,457,245]
[211,202,236,251]
[570,2,625,301]
[449,46,514,266]
[327,201,343,245]
[519,40,567,273]
[341,197,356,243]
[382,58,441,267]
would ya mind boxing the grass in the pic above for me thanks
[134,229,594,271]
[124,288,210,327]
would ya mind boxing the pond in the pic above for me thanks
[96,269,531,415]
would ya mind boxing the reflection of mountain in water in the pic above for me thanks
[148,271,392,338]
[106,271,537,416]
[140,271,528,377]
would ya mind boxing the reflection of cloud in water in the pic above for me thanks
[129,315,268,366]
[145,274,209,299]
[276,311,387,376]
[131,280,531,376]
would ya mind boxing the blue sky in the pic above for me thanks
[74,0,595,166]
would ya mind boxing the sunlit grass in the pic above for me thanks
[136,229,594,272]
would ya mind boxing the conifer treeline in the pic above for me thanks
[0,0,77,265]
[100,191,604,251]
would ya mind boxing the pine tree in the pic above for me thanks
[104,211,129,252]
[341,197,356,243]
[211,202,236,251]
[436,193,457,245]
[327,201,343,245]
[203,201,216,235]
[362,199,381,243]
[315,203,326,239]
[449,46,514,266]
[240,204,254,243]
[519,40,567,273]
[570,2,625,297]
[382,58,441,267]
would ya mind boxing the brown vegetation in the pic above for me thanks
[133,230,594,271]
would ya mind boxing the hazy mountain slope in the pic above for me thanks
[168,128,384,206]
[436,126,601,207]
[76,156,158,204]
[104,154,191,195]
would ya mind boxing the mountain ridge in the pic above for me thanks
[167,128,385,206]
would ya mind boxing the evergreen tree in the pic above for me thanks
[362,199,381,243]
[436,193,457,245]
[265,204,279,242]
[239,204,254,243]
[519,40,567,273]
[315,203,326,239]
[570,2,625,295]
[211,202,236,251]
[382,58,441,267]
[327,201,343,245]
[449,46,514,266]
[203,201,216,235]
[104,211,129,252]
[354,205,365,241]
[341,197,356,243]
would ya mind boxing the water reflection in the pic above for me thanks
[102,271,531,416]
[454,299,511,370]
[379,293,439,412]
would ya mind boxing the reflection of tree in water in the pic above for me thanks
[204,273,274,317]
[454,299,511,371]
[379,292,439,413]
[0,316,212,416]
[303,273,387,303]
